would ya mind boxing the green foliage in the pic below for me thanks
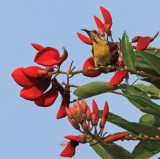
[139,114,155,125]
[137,50,160,74]
[71,32,160,159]
[121,31,136,70]
[132,141,160,159]
[73,82,119,100]
[90,139,134,159]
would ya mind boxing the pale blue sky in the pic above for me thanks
[1,0,160,158]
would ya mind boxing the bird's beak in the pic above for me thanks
[81,29,89,33]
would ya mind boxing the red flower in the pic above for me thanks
[32,43,68,67]
[136,36,151,51]
[82,56,102,77]
[109,64,128,86]
[61,135,86,158]
[12,66,51,101]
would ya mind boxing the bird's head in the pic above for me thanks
[82,29,102,43]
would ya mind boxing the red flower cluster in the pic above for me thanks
[12,43,69,119]
[61,100,128,157]
[77,6,128,85]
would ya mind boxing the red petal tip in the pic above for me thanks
[31,43,44,51]
[100,6,112,25]
[94,16,104,28]
[77,32,93,45]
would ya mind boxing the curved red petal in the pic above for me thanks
[102,101,109,120]
[92,100,99,124]
[77,32,93,45]
[35,87,58,107]
[83,56,102,77]
[136,36,151,51]
[100,6,112,24]
[23,66,44,78]
[94,16,104,28]
[56,95,70,119]
[20,86,44,101]
[109,64,128,86]
[31,43,44,51]
[34,47,60,66]
[64,135,78,142]
[20,80,50,101]
[11,67,34,87]
[60,141,79,157]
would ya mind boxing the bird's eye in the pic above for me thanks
[93,31,97,34]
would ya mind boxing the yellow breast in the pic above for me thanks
[93,42,111,66]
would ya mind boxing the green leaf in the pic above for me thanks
[138,50,160,74]
[132,141,160,159]
[90,139,134,159]
[150,94,160,99]
[141,78,160,89]
[121,85,150,100]
[100,111,160,136]
[125,95,160,113]
[136,54,159,77]
[139,114,155,125]
[144,50,160,58]
[121,31,136,70]
[134,84,160,95]
[73,82,119,100]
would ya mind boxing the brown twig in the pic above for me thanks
[111,91,124,96]
[123,135,160,142]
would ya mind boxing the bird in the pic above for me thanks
[82,29,111,67]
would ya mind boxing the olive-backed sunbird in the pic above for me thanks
[82,29,111,67]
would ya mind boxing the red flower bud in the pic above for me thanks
[77,32,93,45]
[68,117,80,130]
[81,99,87,113]
[91,113,97,126]
[76,100,81,115]
[102,133,128,142]
[66,108,72,119]
[92,100,99,125]
[86,105,91,121]
[82,121,88,131]
[102,101,109,120]
[100,117,106,128]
